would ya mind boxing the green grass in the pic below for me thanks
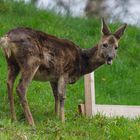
[0,1,140,139]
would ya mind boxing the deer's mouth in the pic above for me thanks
[106,57,113,65]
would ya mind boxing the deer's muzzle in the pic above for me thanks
[106,56,113,65]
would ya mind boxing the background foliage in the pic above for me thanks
[0,1,140,139]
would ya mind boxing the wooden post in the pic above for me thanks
[84,72,95,116]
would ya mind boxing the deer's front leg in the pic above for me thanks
[16,65,39,126]
[58,76,66,123]
[50,82,59,116]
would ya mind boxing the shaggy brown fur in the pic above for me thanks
[0,19,127,125]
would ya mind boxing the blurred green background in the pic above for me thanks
[0,1,140,140]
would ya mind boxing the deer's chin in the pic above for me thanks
[106,59,113,65]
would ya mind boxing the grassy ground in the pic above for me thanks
[0,1,140,140]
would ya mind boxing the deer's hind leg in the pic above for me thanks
[7,62,19,121]
[16,63,39,126]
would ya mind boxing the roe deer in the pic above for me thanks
[0,19,127,125]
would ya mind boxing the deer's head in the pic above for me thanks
[98,19,127,65]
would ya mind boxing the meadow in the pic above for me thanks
[0,1,140,140]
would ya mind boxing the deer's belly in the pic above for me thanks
[33,65,80,83]
[33,69,57,82]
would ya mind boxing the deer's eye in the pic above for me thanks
[103,43,108,48]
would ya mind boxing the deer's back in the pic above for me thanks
[6,27,82,83]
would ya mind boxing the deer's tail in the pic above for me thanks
[0,35,11,58]
[0,35,10,48]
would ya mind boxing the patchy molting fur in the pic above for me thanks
[1,29,99,84]
[0,19,127,125]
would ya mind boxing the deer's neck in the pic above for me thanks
[80,44,105,75]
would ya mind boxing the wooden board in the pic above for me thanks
[94,104,140,118]
[83,72,140,118]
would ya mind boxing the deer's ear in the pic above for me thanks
[114,23,127,40]
[101,18,111,36]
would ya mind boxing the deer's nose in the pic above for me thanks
[107,55,114,60]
